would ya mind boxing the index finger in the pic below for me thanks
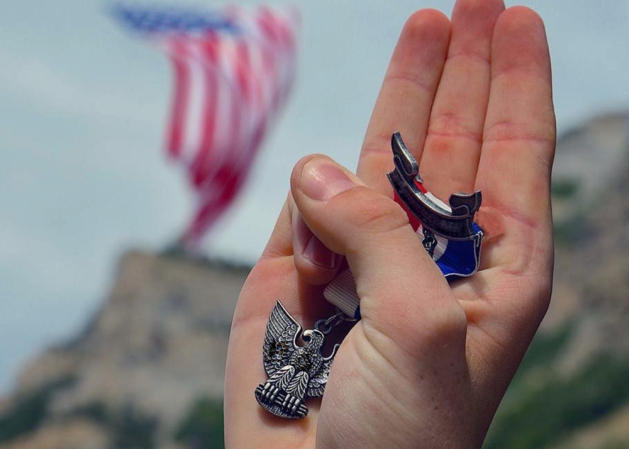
[358,9,450,193]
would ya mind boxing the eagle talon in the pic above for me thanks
[269,385,279,401]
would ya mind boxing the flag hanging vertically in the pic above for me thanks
[111,4,300,248]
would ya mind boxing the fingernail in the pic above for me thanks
[303,234,339,270]
[301,159,356,201]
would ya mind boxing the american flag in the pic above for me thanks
[112,4,300,248]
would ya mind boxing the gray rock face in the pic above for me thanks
[550,112,629,356]
[0,250,249,449]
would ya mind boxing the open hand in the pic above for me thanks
[225,0,555,447]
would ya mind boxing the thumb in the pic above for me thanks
[290,154,466,353]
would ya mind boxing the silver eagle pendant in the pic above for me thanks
[255,301,341,419]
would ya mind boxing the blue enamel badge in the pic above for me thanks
[387,132,483,279]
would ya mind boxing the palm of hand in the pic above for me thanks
[225,0,555,448]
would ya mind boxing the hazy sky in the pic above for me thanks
[2,0,629,392]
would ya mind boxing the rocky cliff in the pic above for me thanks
[2,112,629,449]
[0,252,249,448]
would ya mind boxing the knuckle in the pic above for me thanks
[337,188,410,236]
[421,305,468,347]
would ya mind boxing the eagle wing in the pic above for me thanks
[262,301,301,378]
[306,342,340,398]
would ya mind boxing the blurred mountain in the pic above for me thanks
[2,112,629,449]
[0,251,249,448]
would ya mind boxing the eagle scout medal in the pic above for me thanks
[257,132,484,418]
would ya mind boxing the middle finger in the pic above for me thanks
[419,0,505,200]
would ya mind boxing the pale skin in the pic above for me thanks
[225,0,556,447]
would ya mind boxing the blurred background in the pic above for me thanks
[2,0,629,448]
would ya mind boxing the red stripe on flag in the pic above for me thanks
[235,40,251,103]
[258,7,279,44]
[185,165,244,244]
[166,37,190,159]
